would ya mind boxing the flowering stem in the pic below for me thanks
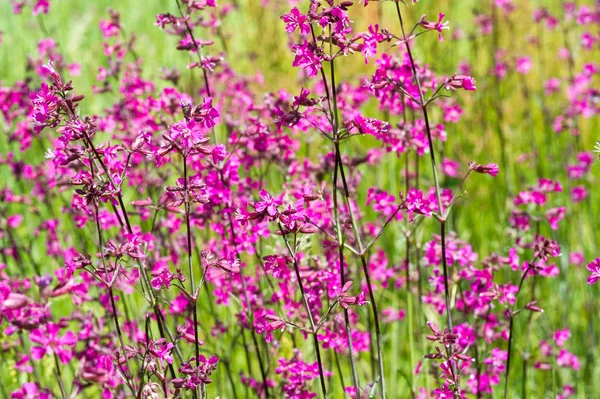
[93,203,138,392]
[503,256,539,399]
[521,271,539,399]
[404,154,417,395]
[439,223,454,333]
[182,153,203,398]
[175,0,211,97]
[225,211,270,398]
[320,24,361,396]
[335,146,386,398]
[395,2,458,392]
[326,24,386,392]
[175,0,217,145]
[278,224,327,398]
[75,122,180,379]
[332,139,362,398]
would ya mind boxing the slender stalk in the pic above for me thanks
[503,257,539,399]
[520,269,539,399]
[94,204,137,392]
[278,225,327,398]
[329,44,386,396]
[316,22,361,396]
[395,2,458,392]
[53,353,68,399]
[174,0,217,144]
[404,154,417,395]
[182,153,202,398]
[175,0,212,98]
[223,360,240,399]
[225,210,270,398]
[333,137,361,397]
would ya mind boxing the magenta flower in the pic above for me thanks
[30,82,59,134]
[405,189,432,217]
[10,383,52,399]
[251,189,283,221]
[587,258,600,285]
[516,56,532,74]
[445,74,477,91]
[194,97,220,129]
[441,158,459,177]
[30,323,77,364]
[263,254,291,279]
[571,185,589,202]
[169,118,206,151]
[32,0,49,16]
[554,329,571,347]
[545,206,566,230]
[420,13,450,41]
[470,162,499,177]
[291,41,322,77]
[556,349,580,371]
[148,338,175,366]
[211,144,227,163]
[361,24,385,64]
[281,8,310,35]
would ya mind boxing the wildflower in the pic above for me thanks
[281,8,310,35]
[262,254,291,279]
[337,281,367,309]
[554,329,571,347]
[516,56,532,74]
[168,118,209,151]
[404,189,432,217]
[193,97,220,130]
[10,383,52,399]
[420,13,450,41]
[211,144,227,163]
[445,74,477,91]
[470,162,499,176]
[587,258,600,285]
[30,323,77,364]
[291,41,322,77]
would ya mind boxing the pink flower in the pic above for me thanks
[291,41,322,77]
[32,0,49,16]
[545,78,561,95]
[545,206,565,230]
[362,24,385,64]
[281,8,310,35]
[470,162,499,177]
[441,158,459,177]
[195,97,220,129]
[10,382,52,399]
[263,254,291,279]
[7,214,23,228]
[556,349,580,370]
[571,185,588,202]
[420,13,450,41]
[586,258,600,285]
[554,329,571,347]
[445,75,477,91]
[516,56,532,74]
[30,323,77,364]
[211,144,227,163]
[569,252,584,266]
[404,189,432,217]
